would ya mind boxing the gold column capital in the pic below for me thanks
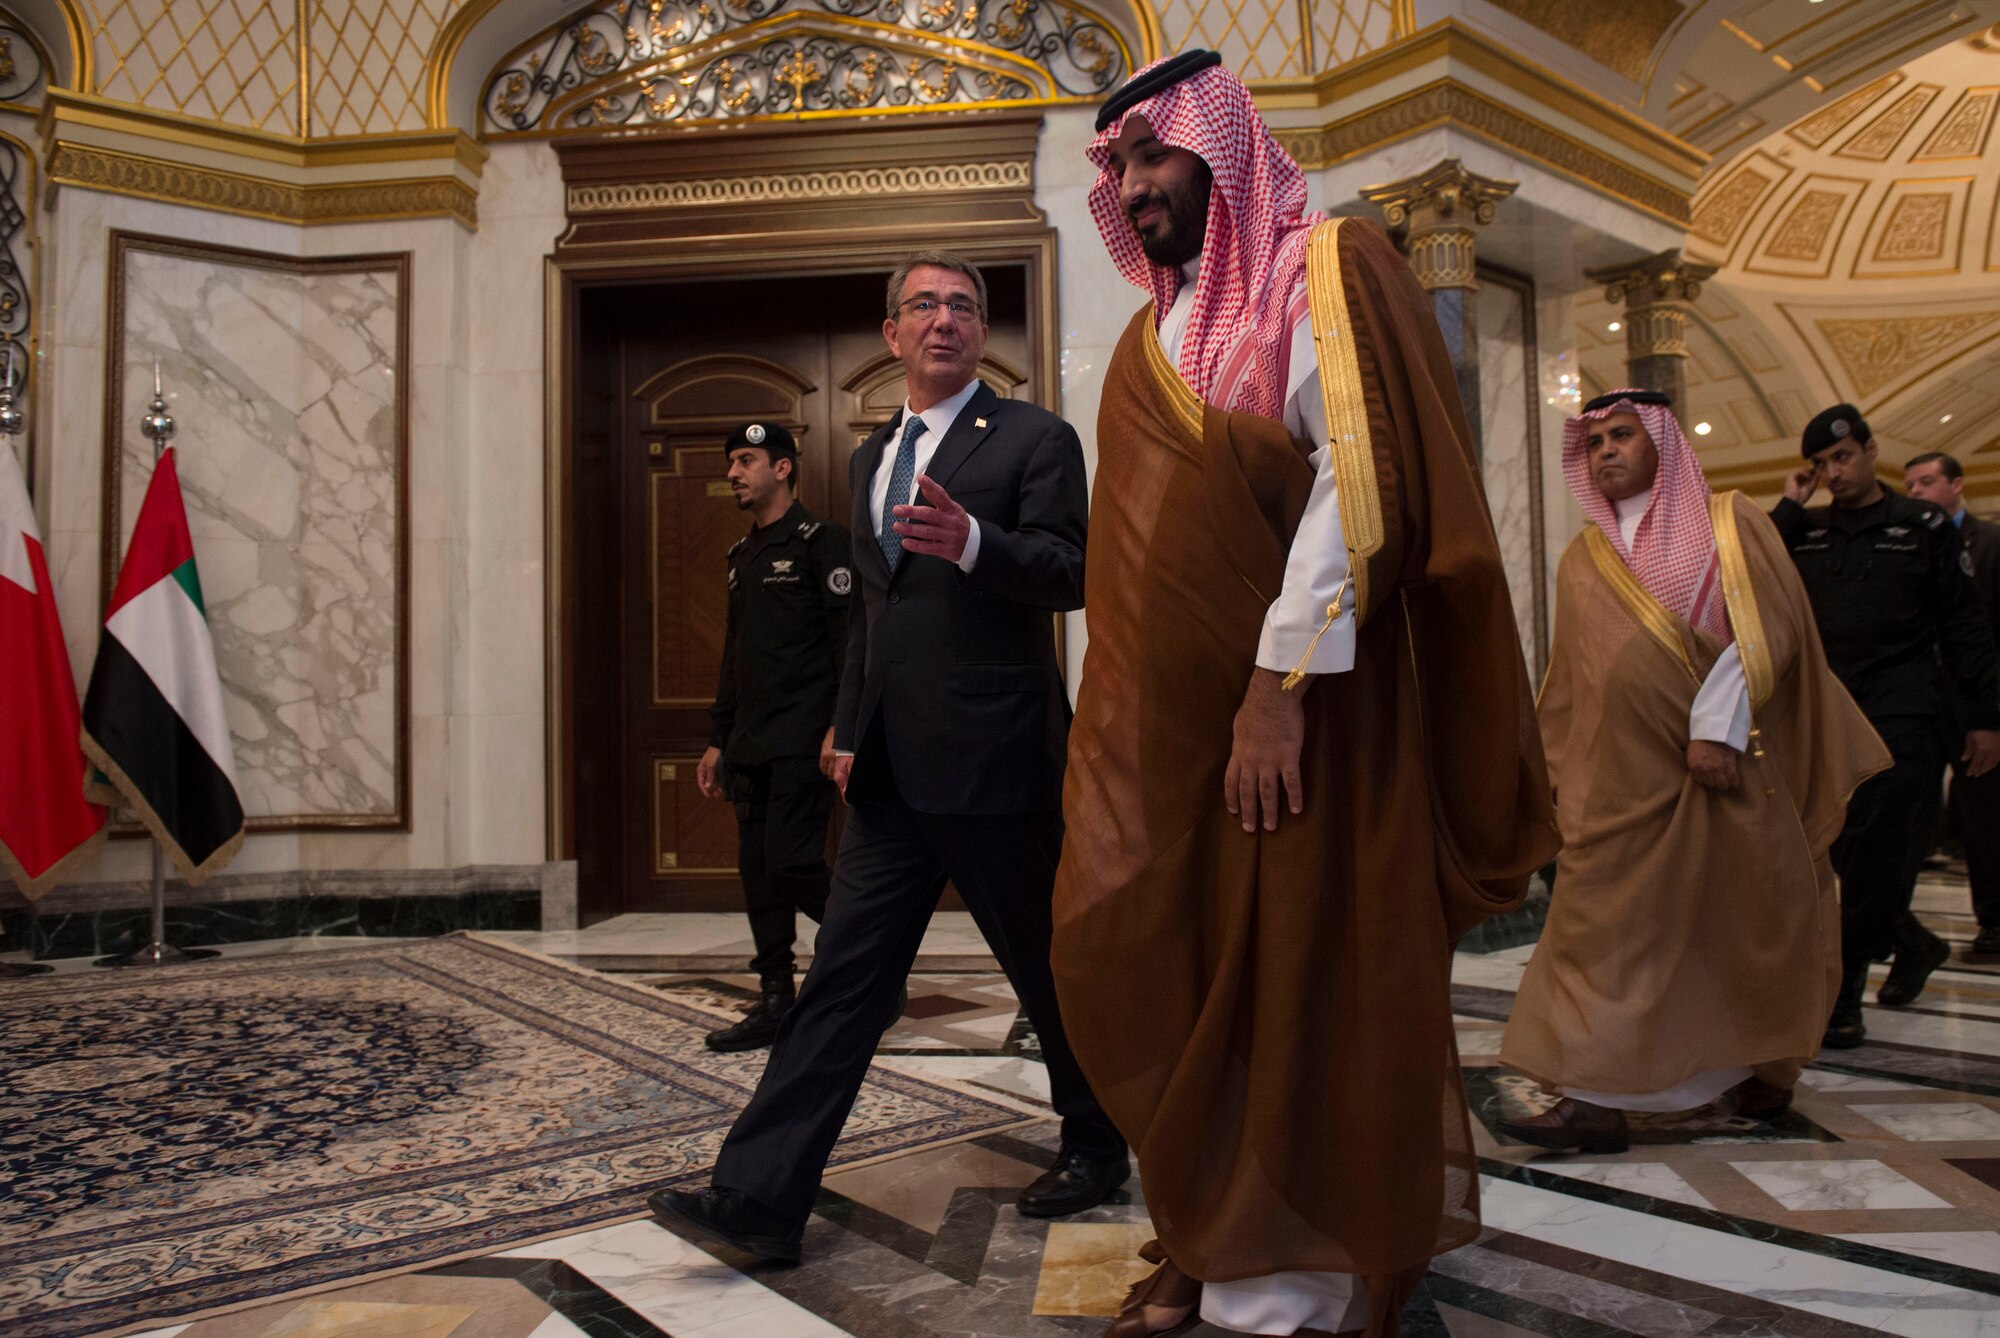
[1584,250,1718,361]
[1359,157,1517,290]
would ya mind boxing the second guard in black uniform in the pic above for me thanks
[1907,451,2000,959]
[1775,405,2000,1048]
[699,421,853,1052]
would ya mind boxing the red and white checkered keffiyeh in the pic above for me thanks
[1562,392,1730,641]
[1087,58,1324,420]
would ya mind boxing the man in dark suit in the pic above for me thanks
[649,250,1127,1262]
[1908,451,2000,957]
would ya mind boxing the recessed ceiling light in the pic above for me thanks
[1694,422,1712,435]
[1607,321,1621,332]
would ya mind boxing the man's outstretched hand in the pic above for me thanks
[891,474,972,562]
[1226,668,1306,833]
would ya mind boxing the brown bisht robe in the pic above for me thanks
[1503,493,1889,1098]
[1051,218,1559,1329]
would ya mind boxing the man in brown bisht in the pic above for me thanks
[1499,391,1888,1152]
[1053,51,1559,1338]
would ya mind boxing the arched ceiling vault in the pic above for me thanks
[1588,29,2000,501]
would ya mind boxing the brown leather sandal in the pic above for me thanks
[1105,1239,1203,1337]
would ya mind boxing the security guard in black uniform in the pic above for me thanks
[698,421,853,1052]
[1775,404,2000,1048]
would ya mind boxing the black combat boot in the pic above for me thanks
[705,975,795,1052]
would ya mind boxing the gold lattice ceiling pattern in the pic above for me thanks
[1151,0,1401,81]
[85,0,305,134]
[309,0,466,136]
[80,0,475,136]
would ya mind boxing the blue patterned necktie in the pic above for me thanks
[878,412,926,571]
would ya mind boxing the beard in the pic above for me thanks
[1132,170,1211,268]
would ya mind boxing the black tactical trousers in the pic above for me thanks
[1832,718,1944,970]
[730,759,834,980]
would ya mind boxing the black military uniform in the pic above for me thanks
[707,422,853,1051]
[1775,406,2000,1043]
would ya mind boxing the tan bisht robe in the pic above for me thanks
[1503,493,1889,1098]
[1052,218,1559,1332]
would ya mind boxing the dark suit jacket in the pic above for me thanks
[833,380,1087,815]
[1964,512,2000,640]
[1954,511,2000,732]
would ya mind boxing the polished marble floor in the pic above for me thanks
[46,872,2000,1338]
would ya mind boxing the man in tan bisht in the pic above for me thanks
[1052,51,1560,1338]
[1499,390,1887,1152]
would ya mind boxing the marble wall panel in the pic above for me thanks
[110,239,408,828]
[1477,273,1548,678]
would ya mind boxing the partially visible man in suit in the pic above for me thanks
[1908,450,2000,957]
[649,250,1127,1262]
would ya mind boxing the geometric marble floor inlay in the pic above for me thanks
[72,891,2000,1337]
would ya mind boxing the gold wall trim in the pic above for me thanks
[1275,79,1692,226]
[1252,18,1706,183]
[49,144,478,227]
[42,90,489,172]
[568,160,1031,214]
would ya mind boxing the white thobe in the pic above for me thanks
[1563,489,1755,1115]
[1161,255,1365,1335]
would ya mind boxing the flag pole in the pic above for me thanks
[98,362,217,969]
[0,338,51,977]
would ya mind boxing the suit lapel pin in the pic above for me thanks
[974,417,987,429]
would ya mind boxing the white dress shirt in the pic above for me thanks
[1159,253,1356,679]
[872,377,984,574]
[1613,490,1751,751]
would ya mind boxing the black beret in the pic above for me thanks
[722,421,796,460]
[1095,50,1223,132]
[1581,389,1672,414]
[1801,404,1869,458]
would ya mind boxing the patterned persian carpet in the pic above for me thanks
[0,934,1039,1336]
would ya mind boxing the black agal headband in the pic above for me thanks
[1095,49,1223,132]
[1580,389,1673,414]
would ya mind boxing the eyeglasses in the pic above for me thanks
[898,297,982,322]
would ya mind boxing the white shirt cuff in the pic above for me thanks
[1690,642,1752,751]
[1254,442,1357,678]
[956,518,982,573]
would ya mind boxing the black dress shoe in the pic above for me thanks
[1017,1149,1130,1218]
[646,1186,802,1264]
[1494,1097,1630,1154]
[1878,928,1950,1007]
[706,977,795,1052]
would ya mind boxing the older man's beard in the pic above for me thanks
[1133,173,1212,268]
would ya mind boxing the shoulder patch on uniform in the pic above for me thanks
[727,567,739,590]
[728,537,746,555]
[1924,508,1946,529]
[828,566,853,595]
[799,520,821,539]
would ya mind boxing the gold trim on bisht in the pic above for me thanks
[1582,525,1698,682]
[1140,305,1204,440]
[1709,491,1774,709]
[1305,218,1383,627]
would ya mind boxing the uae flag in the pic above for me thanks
[0,443,106,897]
[81,447,244,884]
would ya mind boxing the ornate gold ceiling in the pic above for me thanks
[1589,32,2000,498]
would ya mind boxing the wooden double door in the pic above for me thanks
[571,266,1034,914]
